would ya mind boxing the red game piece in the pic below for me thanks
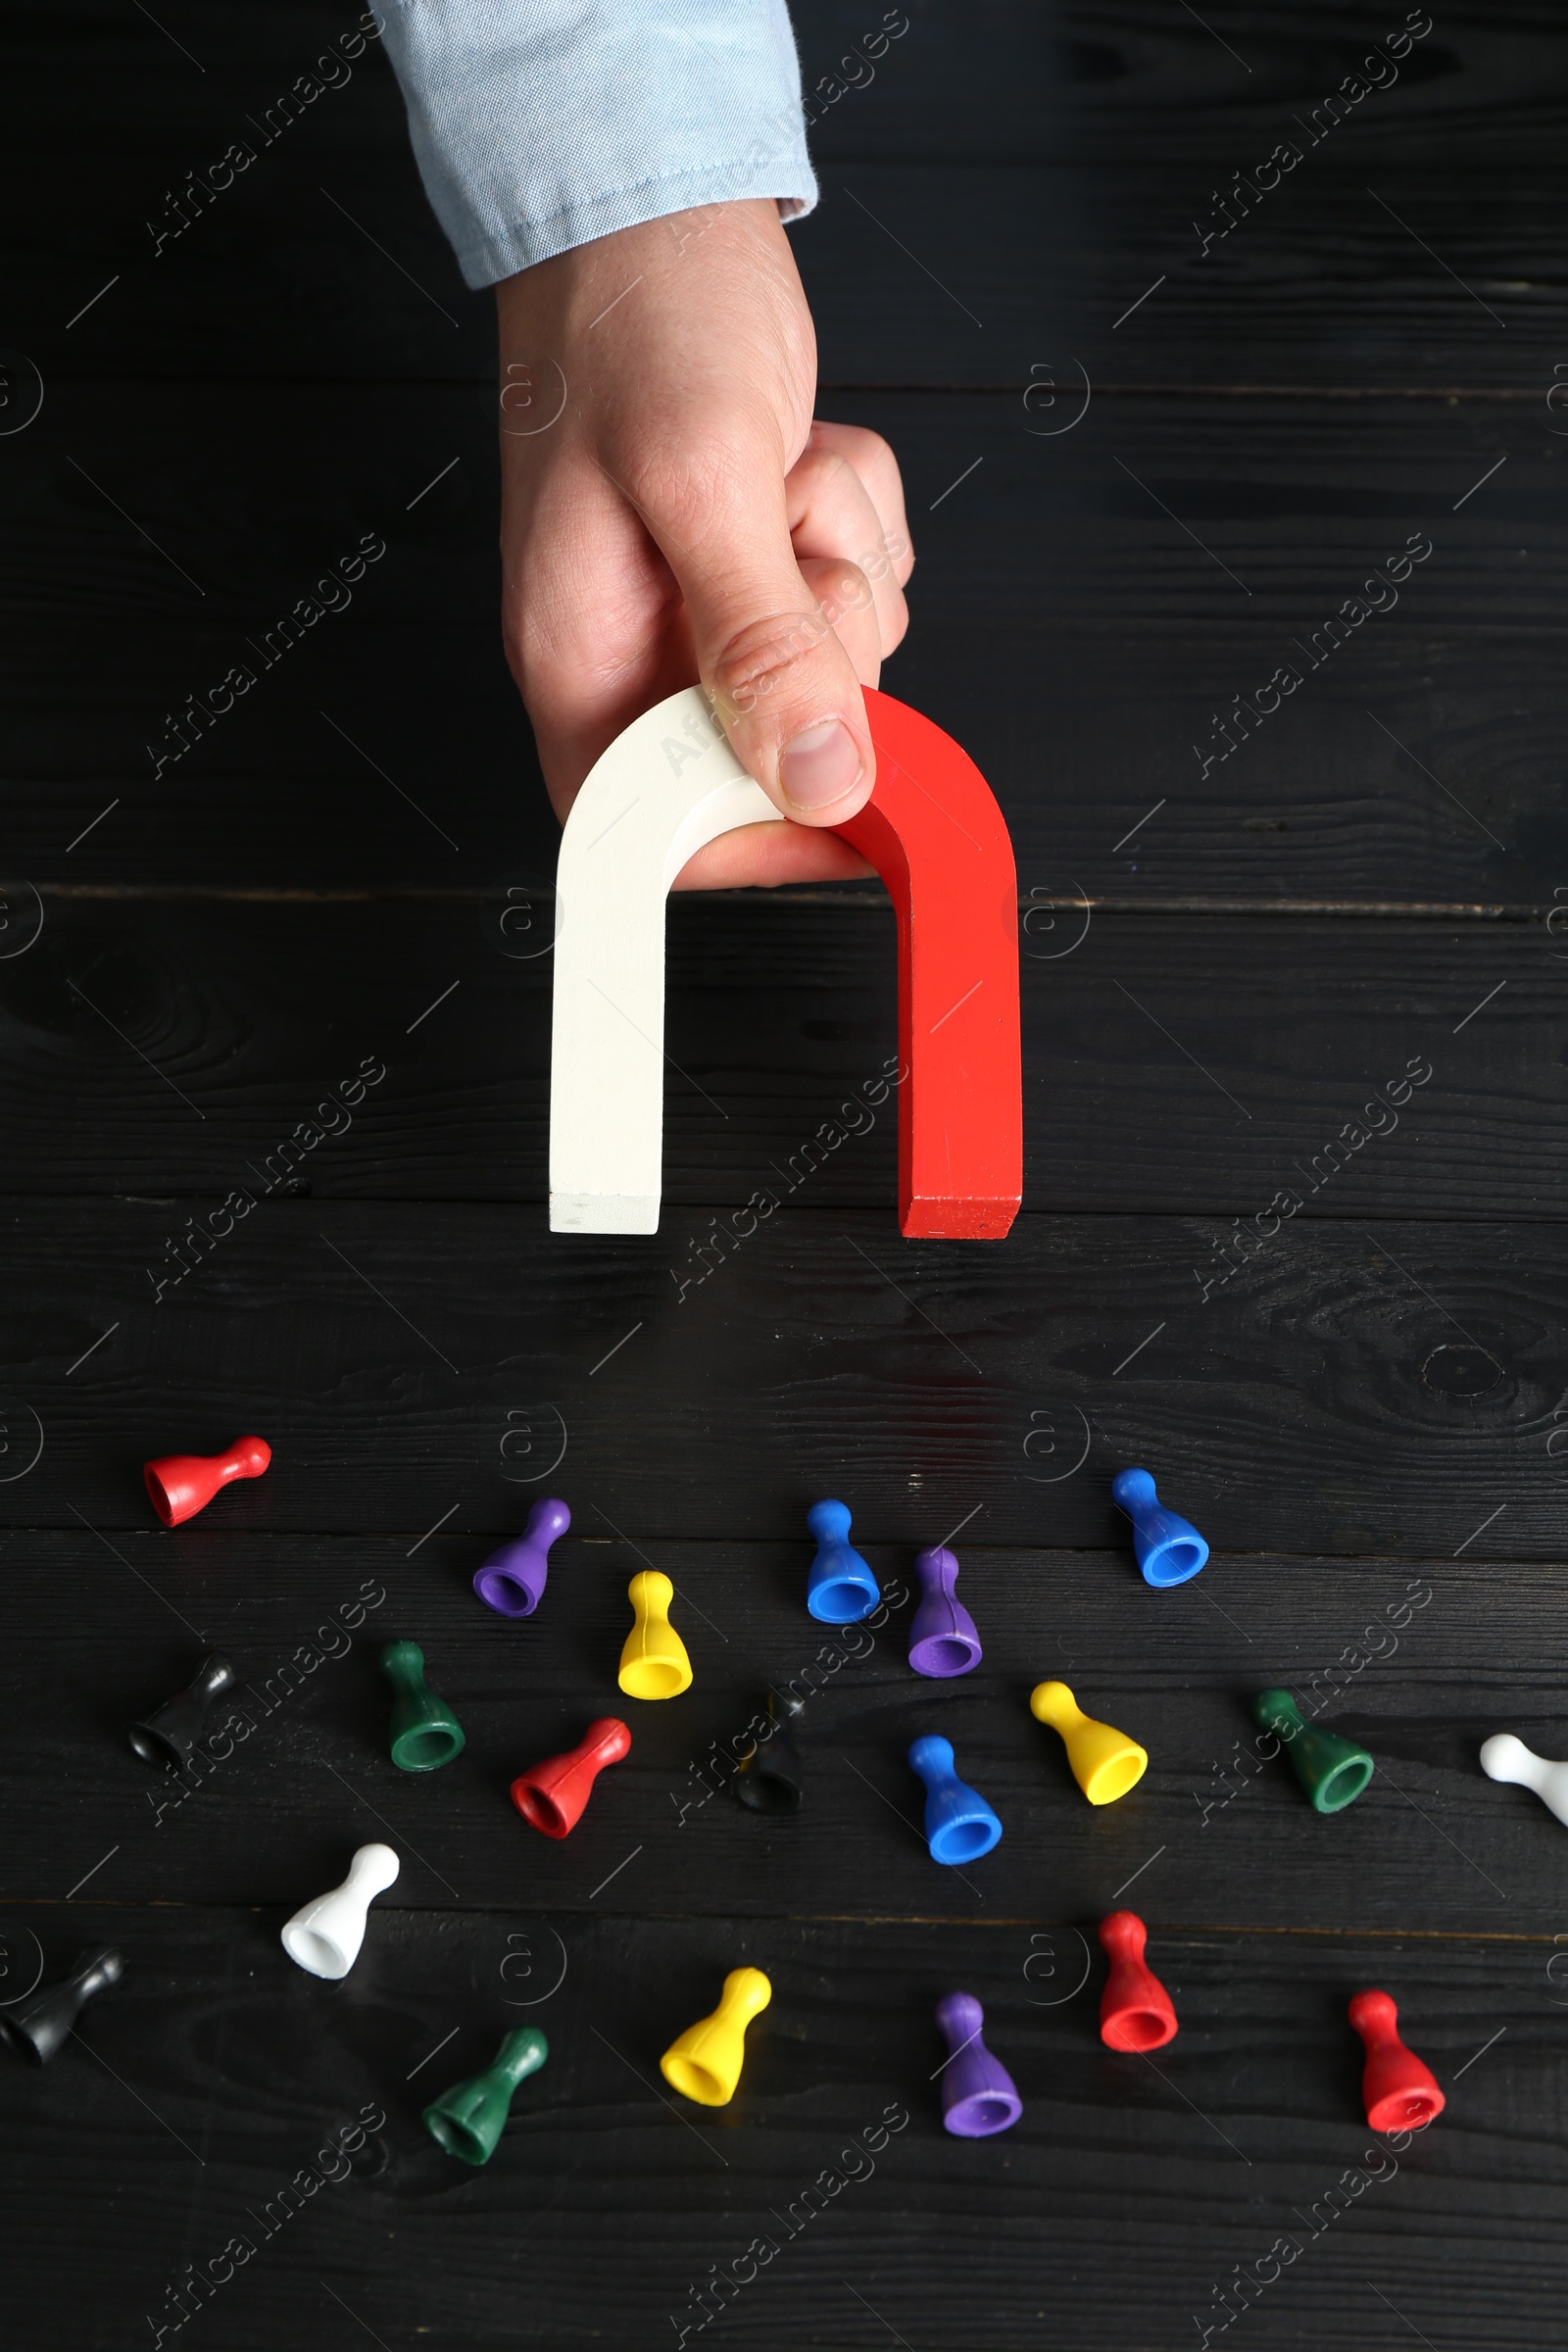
[1348,1989,1446,2132]
[833,689,1022,1240]
[143,1435,271,1527]
[511,1717,631,1838]
[1098,1910,1178,2051]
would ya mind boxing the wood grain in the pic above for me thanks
[0,893,1559,1214]
[5,4,1565,2344]
[2,1532,1560,1935]
[5,386,1563,902]
[2,1901,1560,2349]
[11,7,1567,391]
[1,1202,1564,1555]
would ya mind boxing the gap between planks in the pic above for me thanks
[22,886,1543,919]
[3,1897,1560,1944]
[816,382,1555,401]
[39,376,1547,400]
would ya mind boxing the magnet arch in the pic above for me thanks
[548,685,1021,1238]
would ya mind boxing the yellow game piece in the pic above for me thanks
[617,1569,693,1700]
[660,1967,771,2105]
[1029,1679,1147,1805]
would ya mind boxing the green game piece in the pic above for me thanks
[1253,1687,1374,1814]
[380,1640,466,1772]
[423,2029,549,2165]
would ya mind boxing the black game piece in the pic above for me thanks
[732,1689,806,1815]
[0,1947,122,2065]
[128,1653,238,1772]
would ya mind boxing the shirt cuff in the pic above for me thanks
[377,2,818,289]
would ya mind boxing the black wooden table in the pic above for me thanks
[4,6,1565,2346]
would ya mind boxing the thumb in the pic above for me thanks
[654,485,875,824]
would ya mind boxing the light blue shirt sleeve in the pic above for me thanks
[376,1,818,289]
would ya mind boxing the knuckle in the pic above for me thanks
[709,610,837,721]
[815,561,874,622]
[620,449,701,525]
[617,428,760,535]
[793,439,854,497]
[835,422,904,502]
[813,418,892,473]
[851,424,899,481]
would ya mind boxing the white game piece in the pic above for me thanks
[549,686,775,1234]
[280,1841,400,1978]
[1480,1733,1568,1827]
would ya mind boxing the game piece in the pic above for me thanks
[1348,1990,1445,2132]
[473,1497,570,1618]
[660,1966,772,2106]
[549,683,1021,1240]
[280,1842,400,1980]
[1098,1911,1178,2051]
[1110,1466,1209,1587]
[1480,1732,1568,1826]
[934,1990,1022,2136]
[806,1499,880,1624]
[380,1640,466,1770]
[617,1570,693,1699]
[143,1434,271,1527]
[423,2027,549,2165]
[0,1946,122,2065]
[732,1689,806,1815]
[908,1544,982,1677]
[512,1717,631,1838]
[1253,1688,1374,1813]
[1029,1680,1148,1805]
[127,1651,238,1773]
[907,1733,1003,1864]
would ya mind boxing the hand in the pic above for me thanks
[494,199,913,888]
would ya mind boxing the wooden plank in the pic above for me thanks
[803,0,1563,170]
[2,1900,1559,2349]
[13,8,1568,389]
[6,1532,1559,1934]
[3,1201,1565,1553]
[802,160,1562,393]
[0,894,1558,1215]
[4,386,1562,901]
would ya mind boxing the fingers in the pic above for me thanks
[785,435,909,661]
[796,556,882,684]
[492,212,915,858]
[636,444,876,826]
[803,420,914,586]
[670,819,875,891]
[504,439,886,828]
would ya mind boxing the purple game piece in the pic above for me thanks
[935,1990,1021,2138]
[907,1544,982,1678]
[472,1499,570,1618]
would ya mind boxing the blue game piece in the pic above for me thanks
[907,1734,1003,1864]
[806,1499,880,1624]
[1110,1466,1208,1588]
